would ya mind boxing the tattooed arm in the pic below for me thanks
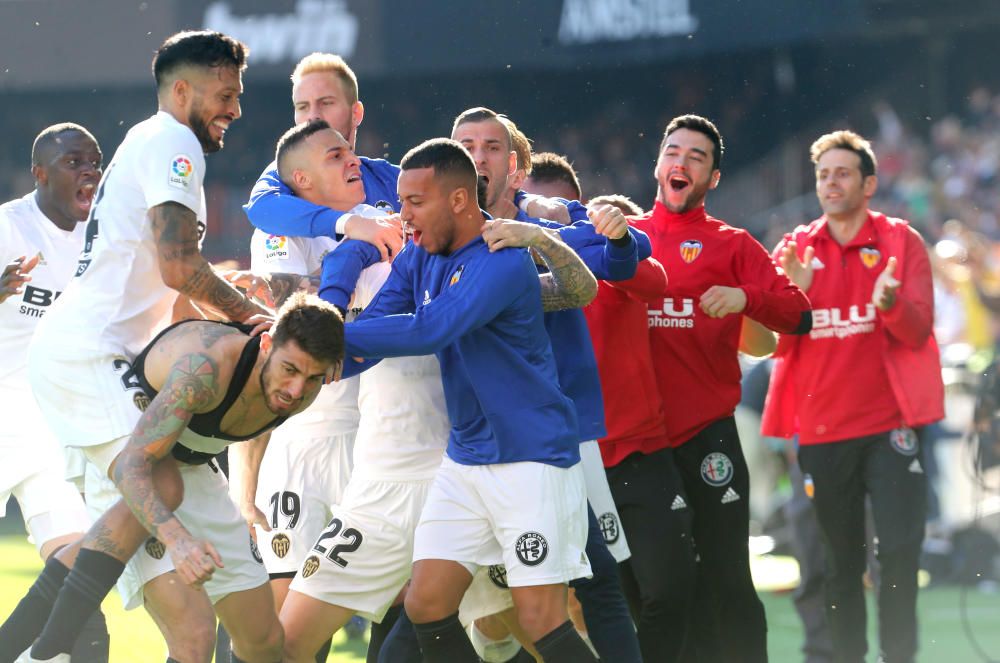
[481,219,598,311]
[265,272,316,307]
[111,351,225,585]
[151,201,272,322]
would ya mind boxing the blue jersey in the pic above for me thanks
[244,157,401,238]
[514,205,652,442]
[342,237,580,468]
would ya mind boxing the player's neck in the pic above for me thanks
[34,190,78,232]
[449,210,486,253]
[825,208,869,245]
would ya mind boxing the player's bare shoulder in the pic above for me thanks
[141,321,247,397]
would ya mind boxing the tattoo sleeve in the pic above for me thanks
[532,230,599,312]
[265,272,311,307]
[111,353,219,542]
[150,202,268,322]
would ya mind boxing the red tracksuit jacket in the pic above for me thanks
[761,211,944,444]
[632,201,811,446]
[583,256,671,467]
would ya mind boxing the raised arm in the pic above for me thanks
[151,201,271,323]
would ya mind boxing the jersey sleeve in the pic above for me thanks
[138,127,205,213]
[346,248,531,358]
[736,232,812,335]
[318,239,383,311]
[606,256,669,301]
[243,162,344,238]
[878,226,935,348]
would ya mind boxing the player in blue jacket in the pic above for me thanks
[338,137,600,663]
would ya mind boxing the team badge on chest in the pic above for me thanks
[449,265,465,286]
[680,239,703,263]
[860,247,881,269]
[700,452,734,486]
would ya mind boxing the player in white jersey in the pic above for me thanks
[0,124,110,663]
[234,120,451,663]
[4,32,278,663]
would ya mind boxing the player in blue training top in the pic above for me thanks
[450,108,645,662]
[338,138,601,663]
[244,53,404,260]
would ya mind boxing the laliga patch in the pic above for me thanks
[168,154,194,190]
[598,512,620,544]
[700,452,734,486]
[680,239,703,263]
[449,264,465,287]
[889,427,918,456]
[860,247,881,269]
[803,473,815,499]
[488,564,509,589]
[514,532,549,566]
[264,234,289,261]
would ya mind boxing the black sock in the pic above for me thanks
[533,621,597,663]
[315,636,332,663]
[31,549,125,659]
[0,556,69,663]
[367,605,402,662]
[412,613,478,663]
[70,608,110,662]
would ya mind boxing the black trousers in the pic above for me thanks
[608,416,768,662]
[798,429,927,663]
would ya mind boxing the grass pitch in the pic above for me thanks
[1,533,999,661]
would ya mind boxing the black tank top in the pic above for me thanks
[132,320,288,464]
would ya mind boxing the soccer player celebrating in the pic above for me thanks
[762,130,943,663]
[342,137,599,663]
[1,30,274,663]
[630,114,812,662]
[0,124,110,662]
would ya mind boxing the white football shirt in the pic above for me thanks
[352,261,450,481]
[34,111,207,358]
[0,192,87,489]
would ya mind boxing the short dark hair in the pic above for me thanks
[810,130,878,179]
[452,107,512,151]
[589,194,643,216]
[153,30,248,89]
[271,292,344,366]
[275,119,331,187]
[528,152,582,200]
[31,123,97,166]
[400,138,478,194]
[661,114,724,170]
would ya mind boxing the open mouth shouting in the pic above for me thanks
[76,182,97,214]
[668,173,692,193]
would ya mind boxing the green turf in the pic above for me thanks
[2,533,999,662]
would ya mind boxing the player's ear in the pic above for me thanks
[709,169,721,190]
[509,168,526,191]
[292,168,310,191]
[352,100,364,130]
[171,77,191,108]
[449,186,468,214]
[31,164,46,186]
[863,174,878,198]
[259,331,273,356]
[507,151,517,177]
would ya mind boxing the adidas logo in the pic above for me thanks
[908,459,923,474]
[423,289,431,305]
[721,487,740,504]
[670,495,687,511]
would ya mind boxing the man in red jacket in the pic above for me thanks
[763,130,943,663]
[629,114,812,662]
